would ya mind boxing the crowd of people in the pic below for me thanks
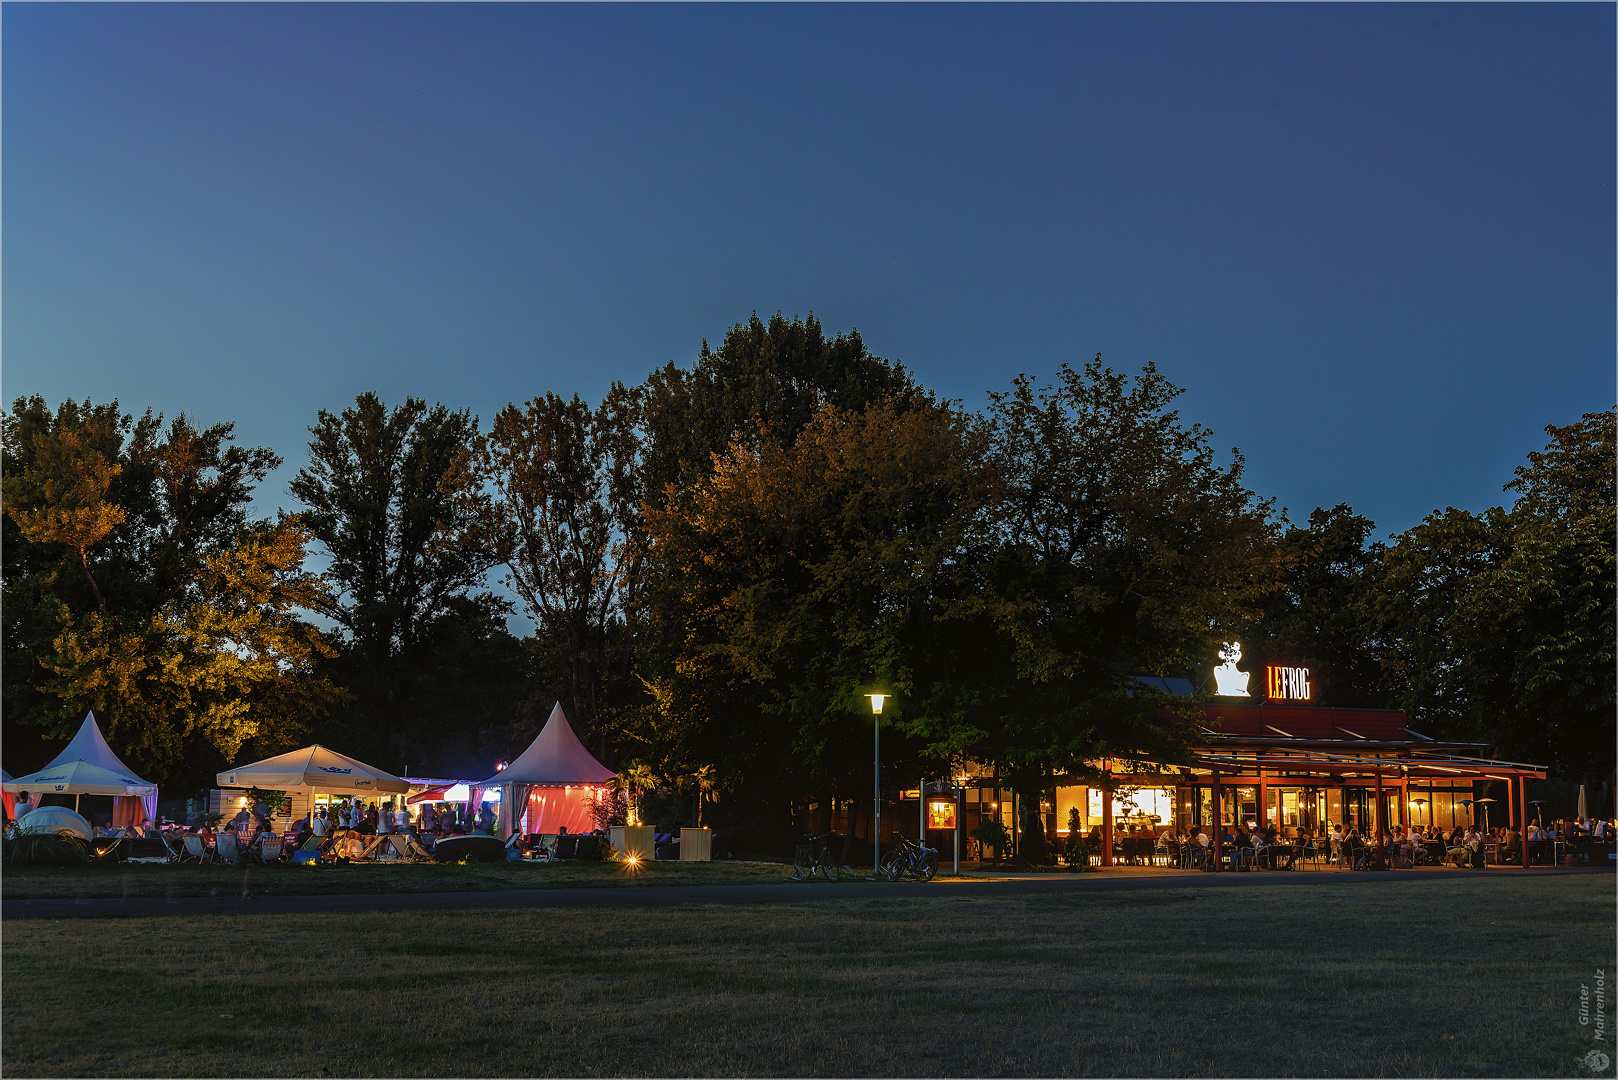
[1073,814,1614,870]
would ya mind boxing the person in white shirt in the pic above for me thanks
[311,810,328,837]
[395,806,411,834]
[12,794,33,822]
[1596,819,1609,841]
[376,803,394,835]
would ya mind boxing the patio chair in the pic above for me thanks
[401,835,434,861]
[159,834,186,863]
[254,834,285,864]
[216,832,245,865]
[181,835,213,864]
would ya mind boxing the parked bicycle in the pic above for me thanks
[879,834,938,882]
[791,832,842,882]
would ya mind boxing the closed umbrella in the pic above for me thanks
[1578,785,1589,820]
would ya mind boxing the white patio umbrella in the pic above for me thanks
[218,745,410,795]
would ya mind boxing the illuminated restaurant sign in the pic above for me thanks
[1266,665,1312,701]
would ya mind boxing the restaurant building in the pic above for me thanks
[894,647,1550,869]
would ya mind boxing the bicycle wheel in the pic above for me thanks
[791,845,813,881]
[915,853,938,882]
[818,856,841,882]
[879,848,905,881]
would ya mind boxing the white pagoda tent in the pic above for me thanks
[2,712,158,823]
[479,702,616,837]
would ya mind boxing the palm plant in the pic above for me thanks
[618,762,658,826]
[689,765,717,827]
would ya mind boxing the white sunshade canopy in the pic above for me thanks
[218,745,410,794]
[4,759,157,797]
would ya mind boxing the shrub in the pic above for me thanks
[637,786,694,832]
[970,818,1012,864]
[3,833,92,866]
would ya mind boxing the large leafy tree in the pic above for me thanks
[2,397,340,788]
[448,385,647,759]
[1378,409,1615,782]
[289,393,523,775]
[643,395,988,825]
[960,358,1285,817]
[639,311,920,497]
[1237,504,1397,708]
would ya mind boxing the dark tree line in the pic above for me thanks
[4,314,1612,816]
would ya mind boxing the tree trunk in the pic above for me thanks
[79,547,105,608]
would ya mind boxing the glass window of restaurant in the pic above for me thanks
[1089,786,1175,830]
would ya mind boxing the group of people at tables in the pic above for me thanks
[174,795,502,861]
[1080,816,1614,870]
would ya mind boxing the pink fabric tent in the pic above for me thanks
[1,770,15,822]
[480,703,616,837]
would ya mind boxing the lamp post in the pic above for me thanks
[868,693,885,878]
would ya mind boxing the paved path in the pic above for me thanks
[4,864,1603,920]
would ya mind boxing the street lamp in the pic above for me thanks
[868,694,885,878]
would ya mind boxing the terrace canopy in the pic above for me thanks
[218,746,410,796]
[2,712,158,822]
[479,702,616,837]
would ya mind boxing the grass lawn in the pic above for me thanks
[3,875,1611,1078]
[0,857,795,900]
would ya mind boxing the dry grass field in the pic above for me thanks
[0,857,793,900]
[3,875,1610,1077]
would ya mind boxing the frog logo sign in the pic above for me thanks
[1583,1050,1609,1072]
[1213,642,1250,697]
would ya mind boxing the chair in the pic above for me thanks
[181,835,213,864]
[216,833,245,865]
[255,834,285,864]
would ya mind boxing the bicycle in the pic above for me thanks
[879,834,938,882]
[791,832,842,882]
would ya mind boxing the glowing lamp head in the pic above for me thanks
[867,694,886,715]
[495,761,507,772]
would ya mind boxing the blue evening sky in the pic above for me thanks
[5,4,1613,545]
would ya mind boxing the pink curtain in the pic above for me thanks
[111,794,160,827]
[522,786,596,835]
